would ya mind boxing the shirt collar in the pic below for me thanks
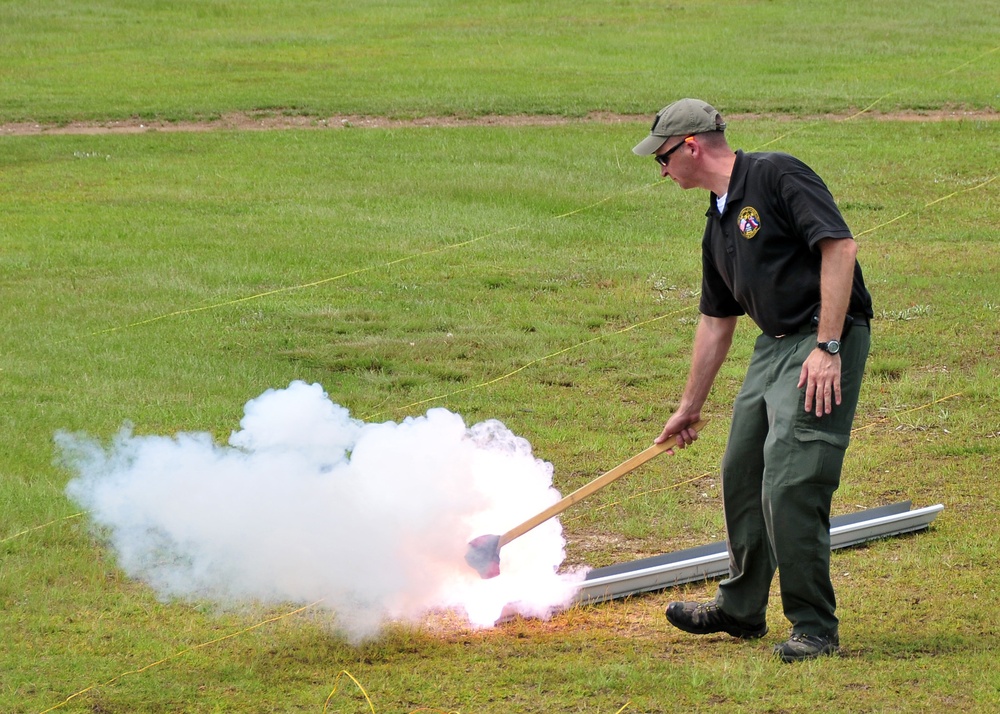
[706,150,747,217]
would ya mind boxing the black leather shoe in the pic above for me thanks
[665,601,768,639]
[773,633,840,662]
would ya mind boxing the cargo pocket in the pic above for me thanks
[790,426,849,488]
[793,426,850,450]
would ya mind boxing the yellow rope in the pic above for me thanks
[564,391,963,520]
[37,601,322,714]
[365,302,695,420]
[73,183,658,342]
[0,512,83,544]
[855,176,997,239]
[69,225,527,340]
[849,392,963,433]
[756,44,999,149]
[322,670,377,714]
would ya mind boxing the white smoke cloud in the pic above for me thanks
[58,381,585,640]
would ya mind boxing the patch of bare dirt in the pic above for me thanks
[2,108,996,136]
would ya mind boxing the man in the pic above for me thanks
[634,99,873,662]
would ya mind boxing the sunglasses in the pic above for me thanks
[654,136,694,167]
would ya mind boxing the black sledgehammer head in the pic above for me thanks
[465,534,502,579]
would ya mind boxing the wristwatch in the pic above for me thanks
[817,339,841,355]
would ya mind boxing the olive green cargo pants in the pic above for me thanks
[714,322,870,637]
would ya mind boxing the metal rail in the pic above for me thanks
[573,501,944,605]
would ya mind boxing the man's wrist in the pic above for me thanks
[816,339,841,355]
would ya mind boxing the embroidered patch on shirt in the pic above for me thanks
[738,206,761,239]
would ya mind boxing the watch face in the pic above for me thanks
[827,340,840,354]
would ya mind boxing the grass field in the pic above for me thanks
[2,0,998,123]
[2,1,999,713]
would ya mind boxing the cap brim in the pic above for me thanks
[632,134,668,156]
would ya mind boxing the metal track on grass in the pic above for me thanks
[573,501,944,605]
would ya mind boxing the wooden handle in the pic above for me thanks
[499,419,708,546]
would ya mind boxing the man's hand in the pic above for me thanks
[798,348,842,416]
[655,412,702,452]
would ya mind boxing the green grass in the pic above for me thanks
[1,0,997,123]
[2,116,998,714]
[2,1,999,712]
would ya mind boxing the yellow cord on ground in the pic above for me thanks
[37,601,323,714]
[366,302,696,420]
[323,670,377,714]
[0,512,83,544]
[566,391,963,520]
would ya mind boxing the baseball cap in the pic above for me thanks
[632,99,727,156]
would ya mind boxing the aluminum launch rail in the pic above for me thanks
[573,501,944,606]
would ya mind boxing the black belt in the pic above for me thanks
[848,313,870,329]
[813,312,870,332]
[775,313,869,339]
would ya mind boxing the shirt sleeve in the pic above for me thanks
[778,161,854,250]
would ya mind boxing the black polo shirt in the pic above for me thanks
[699,150,873,336]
